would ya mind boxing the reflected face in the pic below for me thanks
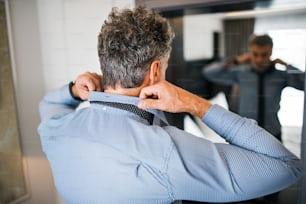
[250,44,272,72]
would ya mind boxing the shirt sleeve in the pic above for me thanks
[165,105,302,203]
[286,65,305,90]
[202,61,238,86]
[38,84,83,122]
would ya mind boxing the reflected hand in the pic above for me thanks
[236,53,251,64]
[226,53,251,68]
[272,58,288,67]
[72,72,102,100]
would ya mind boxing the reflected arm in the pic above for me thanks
[286,65,305,90]
[202,61,239,86]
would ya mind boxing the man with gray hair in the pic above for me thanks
[38,7,302,204]
[203,34,304,142]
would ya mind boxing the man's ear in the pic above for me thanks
[149,60,161,85]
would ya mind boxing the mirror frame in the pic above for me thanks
[0,0,31,203]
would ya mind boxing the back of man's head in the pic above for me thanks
[98,6,174,89]
[248,34,273,48]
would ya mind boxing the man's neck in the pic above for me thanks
[104,86,142,97]
[104,77,150,97]
[251,63,274,74]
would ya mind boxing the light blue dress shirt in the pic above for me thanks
[38,84,302,204]
[203,62,304,137]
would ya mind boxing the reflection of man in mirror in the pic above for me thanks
[203,34,305,142]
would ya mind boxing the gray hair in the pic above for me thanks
[248,34,273,48]
[98,6,174,89]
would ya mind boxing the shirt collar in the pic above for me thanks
[251,64,275,75]
[88,91,169,125]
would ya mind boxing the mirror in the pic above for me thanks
[0,1,28,203]
[182,6,305,204]
[182,0,306,157]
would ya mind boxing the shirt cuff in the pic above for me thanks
[68,81,83,101]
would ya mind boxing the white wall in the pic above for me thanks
[254,11,306,33]
[37,0,134,91]
[7,0,134,203]
[183,13,224,60]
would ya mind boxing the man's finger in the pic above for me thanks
[92,77,102,91]
[86,78,97,91]
[138,98,159,110]
[139,86,159,99]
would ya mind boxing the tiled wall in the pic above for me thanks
[0,2,26,203]
[37,0,135,91]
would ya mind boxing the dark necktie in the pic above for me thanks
[257,73,265,126]
[90,101,154,125]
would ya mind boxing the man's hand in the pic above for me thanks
[226,53,251,68]
[272,58,288,67]
[236,53,251,64]
[72,72,102,100]
[138,80,212,118]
